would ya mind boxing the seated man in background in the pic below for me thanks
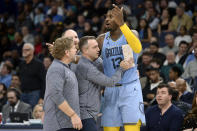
[176,78,194,104]
[143,67,163,108]
[142,83,184,131]
[2,88,32,123]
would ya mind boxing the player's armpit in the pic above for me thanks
[120,23,142,53]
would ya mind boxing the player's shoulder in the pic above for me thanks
[96,33,106,50]
[96,33,105,41]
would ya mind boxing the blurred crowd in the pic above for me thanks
[0,0,197,129]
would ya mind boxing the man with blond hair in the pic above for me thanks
[44,38,82,131]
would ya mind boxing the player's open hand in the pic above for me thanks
[111,4,124,27]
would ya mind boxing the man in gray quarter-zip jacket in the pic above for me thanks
[76,36,133,131]
[44,38,82,131]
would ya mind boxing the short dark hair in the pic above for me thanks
[150,58,162,67]
[0,83,7,95]
[171,89,179,101]
[142,52,152,57]
[79,36,96,52]
[157,83,173,95]
[7,88,22,100]
[171,66,183,77]
[150,42,159,48]
[148,66,159,72]
[179,41,188,47]
[3,64,12,74]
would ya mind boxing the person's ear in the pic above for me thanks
[65,50,69,56]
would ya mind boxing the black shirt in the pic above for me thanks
[142,104,184,131]
[18,58,45,96]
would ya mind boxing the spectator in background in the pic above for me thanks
[10,74,21,89]
[11,49,21,70]
[184,41,197,68]
[0,35,12,62]
[174,26,192,47]
[149,42,166,65]
[0,83,7,112]
[150,58,162,69]
[18,43,45,108]
[182,46,197,79]
[138,18,152,48]
[161,51,183,81]
[156,0,168,14]
[169,6,193,32]
[143,67,163,108]
[140,66,151,90]
[91,14,101,35]
[168,81,177,90]
[142,84,184,131]
[12,32,24,57]
[182,91,197,130]
[0,64,12,88]
[176,41,189,65]
[138,52,152,77]
[169,66,183,82]
[21,26,34,45]
[32,104,44,119]
[47,1,64,16]
[2,88,32,123]
[34,34,43,55]
[74,14,85,38]
[146,7,160,31]
[176,78,194,104]
[179,1,193,18]
[157,9,171,34]
[39,56,52,104]
[171,88,191,116]
[43,56,52,71]
[34,7,45,26]
[83,21,97,36]
[161,34,178,54]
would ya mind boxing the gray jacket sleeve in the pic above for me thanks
[46,68,66,106]
[83,63,123,87]
[181,63,191,79]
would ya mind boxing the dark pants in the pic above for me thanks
[57,128,78,131]
[81,118,98,131]
[21,90,40,108]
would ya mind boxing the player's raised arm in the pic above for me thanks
[111,4,142,53]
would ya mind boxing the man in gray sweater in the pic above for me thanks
[44,38,82,131]
[76,36,132,131]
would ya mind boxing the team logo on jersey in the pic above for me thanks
[105,47,123,58]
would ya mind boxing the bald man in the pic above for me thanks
[168,81,177,91]
[176,78,194,104]
[61,29,79,50]
[161,52,183,81]
[19,43,45,108]
[47,29,80,54]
